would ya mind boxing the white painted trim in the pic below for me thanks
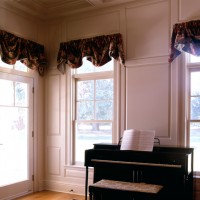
[125,55,169,68]
[44,180,85,195]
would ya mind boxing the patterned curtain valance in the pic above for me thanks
[57,33,125,74]
[0,30,47,76]
[169,20,200,62]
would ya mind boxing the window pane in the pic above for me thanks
[0,79,14,106]
[76,57,113,74]
[0,107,28,185]
[96,100,113,120]
[77,80,94,100]
[15,82,28,107]
[95,60,113,72]
[14,61,28,72]
[75,122,112,162]
[96,79,113,100]
[191,97,200,120]
[77,101,94,120]
[0,58,28,72]
[190,122,200,171]
[191,72,200,95]
[190,54,200,63]
[76,58,95,73]
[0,58,13,69]
[74,56,114,164]
[189,70,200,173]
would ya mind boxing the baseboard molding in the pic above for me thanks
[42,177,200,199]
[43,180,85,195]
[37,180,45,192]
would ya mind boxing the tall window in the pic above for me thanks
[0,58,34,198]
[71,58,116,165]
[187,55,200,173]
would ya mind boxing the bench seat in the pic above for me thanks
[89,179,163,200]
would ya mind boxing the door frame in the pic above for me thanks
[0,72,34,200]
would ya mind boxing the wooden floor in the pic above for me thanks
[15,190,85,200]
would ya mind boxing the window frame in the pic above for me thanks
[0,63,35,197]
[65,59,122,166]
[186,54,200,175]
[74,73,114,165]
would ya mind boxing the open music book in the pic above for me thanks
[120,129,155,151]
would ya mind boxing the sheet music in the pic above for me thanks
[120,129,155,151]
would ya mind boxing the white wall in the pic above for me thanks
[44,0,200,197]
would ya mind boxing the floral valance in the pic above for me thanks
[169,20,200,62]
[57,33,125,74]
[0,30,47,76]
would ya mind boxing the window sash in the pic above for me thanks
[72,63,114,164]
[188,67,200,173]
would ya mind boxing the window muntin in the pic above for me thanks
[73,58,114,164]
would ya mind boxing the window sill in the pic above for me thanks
[64,165,93,178]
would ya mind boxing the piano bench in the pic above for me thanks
[89,179,163,200]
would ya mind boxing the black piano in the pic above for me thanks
[85,144,194,200]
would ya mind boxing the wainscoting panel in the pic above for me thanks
[67,11,120,40]
[179,0,200,21]
[46,75,60,136]
[47,147,61,176]
[125,58,178,145]
[125,0,169,60]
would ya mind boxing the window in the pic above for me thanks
[187,55,200,173]
[0,58,34,197]
[189,55,200,63]
[0,57,28,73]
[0,57,29,72]
[70,57,119,165]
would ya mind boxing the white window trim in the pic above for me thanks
[184,54,200,176]
[65,60,122,167]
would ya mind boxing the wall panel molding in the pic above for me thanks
[178,0,200,22]
[125,61,178,145]
[125,0,170,60]
[44,180,85,195]
[46,147,61,176]
[125,55,169,68]
[46,74,61,136]
[66,10,120,41]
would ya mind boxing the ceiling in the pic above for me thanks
[1,0,138,20]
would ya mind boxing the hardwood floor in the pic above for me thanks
[15,190,85,200]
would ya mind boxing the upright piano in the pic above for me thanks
[85,144,194,200]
